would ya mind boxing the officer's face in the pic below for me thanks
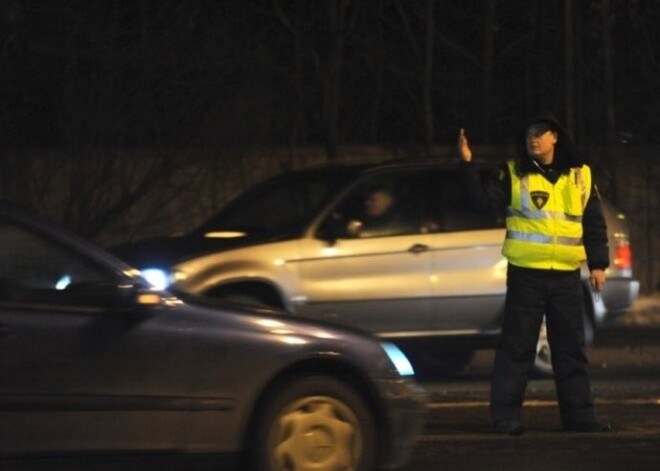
[526,125,557,165]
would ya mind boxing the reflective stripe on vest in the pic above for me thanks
[502,160,592,270]
[506,207,583,222]
[505,230,584,246]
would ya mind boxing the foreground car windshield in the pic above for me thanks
[194,168,356,235]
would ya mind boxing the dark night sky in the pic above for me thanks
[1,0,659,150]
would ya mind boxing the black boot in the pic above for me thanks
[493,420,526,436]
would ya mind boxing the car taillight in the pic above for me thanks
[614,242,632,270]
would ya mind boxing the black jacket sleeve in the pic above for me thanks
[459,161,510,212]
[583,184,610,271]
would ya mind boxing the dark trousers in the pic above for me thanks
[490,264,595,428]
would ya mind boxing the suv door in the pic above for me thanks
[426,168,507,332]
[295,170,437,335]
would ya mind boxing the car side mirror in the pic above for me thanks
[317,213,364,244]
[63,281,138,309]
[317,213,344,244]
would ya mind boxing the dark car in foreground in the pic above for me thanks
[114,160,639,377]
[0,202,426,470]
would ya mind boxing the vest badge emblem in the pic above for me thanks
[530,191,550,209]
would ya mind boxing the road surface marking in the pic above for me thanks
[429,397,660,409]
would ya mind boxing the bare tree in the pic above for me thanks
[482,0,496,143]
[422,0,435,156]
[272,0,311,150]
[599,0,621,205]
[1,1,237,241]
[322,0,357,160]
[564,0,576,135]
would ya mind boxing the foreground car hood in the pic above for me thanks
[161,292,411,381]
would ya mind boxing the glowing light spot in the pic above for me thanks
[204,231,246,239]
[55,275,71,290]
[142,269,169,290]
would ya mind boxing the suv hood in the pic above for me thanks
[112,231,288,268]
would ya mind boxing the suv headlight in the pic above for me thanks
[381,342,415,377]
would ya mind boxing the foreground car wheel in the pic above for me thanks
[251,376,376,471]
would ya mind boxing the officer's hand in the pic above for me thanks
[458,128,472,162]
[590,269,606,292]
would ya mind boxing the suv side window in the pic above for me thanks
[198,173,346,235]
[425,169,505,232]
[322,171,430,239]
[0,221,112,306]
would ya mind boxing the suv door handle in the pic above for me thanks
[408,243,429,254]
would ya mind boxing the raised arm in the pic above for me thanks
[458,128,473,162]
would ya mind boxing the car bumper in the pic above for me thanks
[375,377,428,469]
[599,277,640,323]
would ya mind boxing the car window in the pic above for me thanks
[0,221,113,307]
[425,169,505,232]
[317,167,505,239]
[321,171,431,239]
[197,171,354,235]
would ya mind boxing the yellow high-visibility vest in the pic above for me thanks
[502,160,591,270]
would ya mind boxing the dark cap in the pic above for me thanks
[516,114,584,171]
[525,120,556,137]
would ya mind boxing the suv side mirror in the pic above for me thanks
[317,213,344,244]
[317,213,365,244]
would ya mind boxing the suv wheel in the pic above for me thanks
[534,318,553,376]
[219,293,269,308]
[207,283,284,309]
[534,313,596,376]
[405,346,474,380]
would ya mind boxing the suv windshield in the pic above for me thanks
[194,168,359,236]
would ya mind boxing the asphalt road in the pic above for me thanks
[408,320,660,471]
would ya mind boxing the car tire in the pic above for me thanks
[534,317,553,376]
[534,313,596,377]
[249,375,377,471]
[208,283,284,309]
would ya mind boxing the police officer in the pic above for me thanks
[458,116,612,435]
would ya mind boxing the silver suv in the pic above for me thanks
[115,160,640,377]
